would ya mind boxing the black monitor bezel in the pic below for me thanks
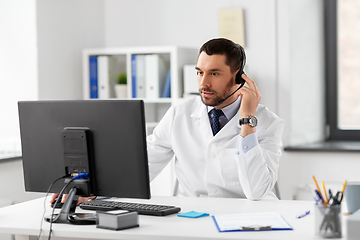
[18,99,150,200]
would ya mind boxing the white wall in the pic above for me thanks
[280,151,360,200]
[0,0,39,213]
[0,159,44,203]
[0,0,38,155]
[104,0,279,115]
[0,0,106,205]
[37,0,105,100]
[36,0,280,114]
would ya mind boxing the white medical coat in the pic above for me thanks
[147,96,284,200]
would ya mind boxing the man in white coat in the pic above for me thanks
[147,38,284,200]
[51,38,284,205]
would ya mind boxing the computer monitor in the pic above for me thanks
[18,100,150,224]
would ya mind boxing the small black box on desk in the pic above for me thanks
[96,210,139,230]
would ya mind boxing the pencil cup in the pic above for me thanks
[315,204,342,238]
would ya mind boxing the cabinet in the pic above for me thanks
[82,46,198,196]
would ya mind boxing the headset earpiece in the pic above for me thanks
[235,70,245,85]
[235,44,246,85]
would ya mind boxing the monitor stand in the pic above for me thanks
[45,187,96,225]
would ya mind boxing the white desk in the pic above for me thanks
[0,196,347,240]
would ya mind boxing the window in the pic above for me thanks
[325,0,360,140]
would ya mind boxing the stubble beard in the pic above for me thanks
[199,77,235,107]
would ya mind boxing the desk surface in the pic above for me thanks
[0,196,347,240]
[0,152,21,161]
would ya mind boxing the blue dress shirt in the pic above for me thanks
[207,97,258,154]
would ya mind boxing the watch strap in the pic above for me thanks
[239,118,250,125]
[239,115,258,127]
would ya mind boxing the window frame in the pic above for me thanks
[325,0,360,141]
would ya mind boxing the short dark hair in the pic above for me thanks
[198,38,245,74]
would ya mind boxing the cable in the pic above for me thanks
[47,172,89,240]
[37,174,70,240]
[48,177,75,240]
[73,172,89,180]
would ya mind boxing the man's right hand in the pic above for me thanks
[50,193,62,205]
[50,193,96,206]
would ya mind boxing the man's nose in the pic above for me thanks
[199,73,210,87]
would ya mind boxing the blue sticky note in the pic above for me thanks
[177,211,209,218]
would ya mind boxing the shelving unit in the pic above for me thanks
[82,46,198,196]
[83,46,197,129]
[83,46,197,98]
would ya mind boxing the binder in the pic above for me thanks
[161,70,171,98]
[212,212,293,232]
[183,64,198,97]
[98,56,117,99]
[136,55,146,98]
[145,55,167,99]
[89,56,98,98]
[131,55,137,98]
[98,56,110,99]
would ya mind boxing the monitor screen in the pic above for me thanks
[18,100,150,200]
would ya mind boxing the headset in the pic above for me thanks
[215,44,247,106]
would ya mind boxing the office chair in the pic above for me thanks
[173,179,179,196]
[173,180,281,199]
[274,182,281,199]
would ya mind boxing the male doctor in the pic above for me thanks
[147,38,284,200]
[51,38,284,205]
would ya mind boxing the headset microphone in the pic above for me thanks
[214,81,245,106]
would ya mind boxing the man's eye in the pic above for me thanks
[212,73,219,76]
[197,71,203,76]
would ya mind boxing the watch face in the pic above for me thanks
[239,116,258,127]
[249,116,258,127]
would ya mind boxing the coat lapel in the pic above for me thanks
[190,100,213,141]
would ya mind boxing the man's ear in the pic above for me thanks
[234,69,241,84]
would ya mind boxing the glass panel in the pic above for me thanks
[337,0,360,129]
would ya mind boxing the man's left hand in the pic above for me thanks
[236,74,261,118]
[236,74,261,137]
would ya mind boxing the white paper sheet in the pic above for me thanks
[213,212,292,232]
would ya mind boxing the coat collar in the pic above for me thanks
[190,97,242,139]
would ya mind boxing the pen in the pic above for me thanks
[313,176,324,203]
[315,190,323,204]
[339,180,347,202]
[334,191,340,203]
[322,181,329,205]
[296,210,310,219]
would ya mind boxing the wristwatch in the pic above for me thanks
[239,115,258,127]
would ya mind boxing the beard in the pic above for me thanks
[199,77,235,106]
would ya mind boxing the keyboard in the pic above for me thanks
[79,199,181,216]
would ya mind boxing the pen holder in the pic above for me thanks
[315,204,342,238]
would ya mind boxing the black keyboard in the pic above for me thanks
[79,200,181,216]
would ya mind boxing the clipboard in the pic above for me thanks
[212,212,293,232]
